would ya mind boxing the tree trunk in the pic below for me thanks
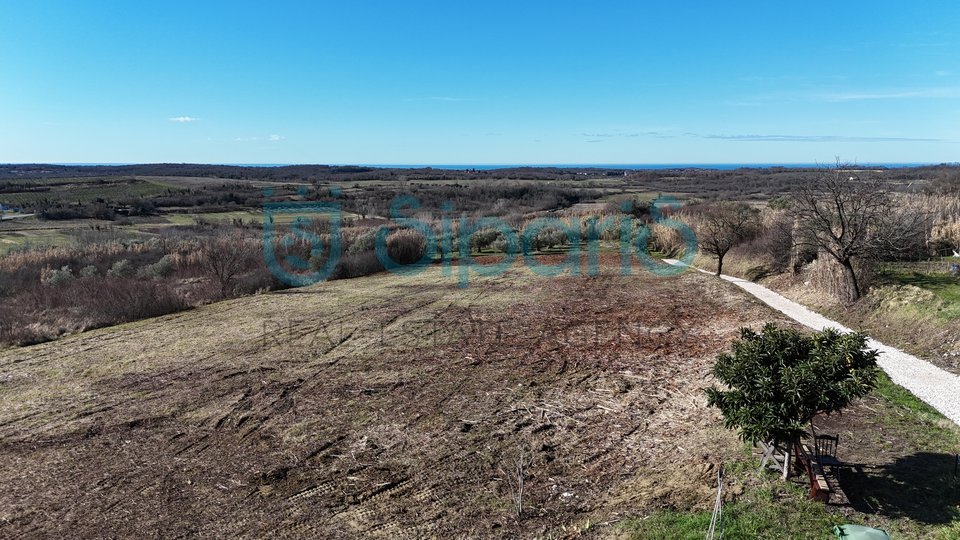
[782,444,792,480]
[716,254,724,277]
[839,258,861,302]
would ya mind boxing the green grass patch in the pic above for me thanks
[164,210,266,225]
[0,228,76,254]
[621,482,841,540]
[872,372,960,451]
[0,178,180,206]
[875,263,960,321]
[620,373,960,540]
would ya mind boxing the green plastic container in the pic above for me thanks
[834,524,892,539]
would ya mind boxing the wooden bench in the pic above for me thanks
[795,443,832,502]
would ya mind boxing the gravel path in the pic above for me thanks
[666,260,960,426]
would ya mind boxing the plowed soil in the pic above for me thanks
[0,259,791,538]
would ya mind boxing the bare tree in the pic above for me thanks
[199,233,257,297]
[696,202,759,276]
[791,165,933,302]
[500,448,530,518]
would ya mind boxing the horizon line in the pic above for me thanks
[2,161,953,170]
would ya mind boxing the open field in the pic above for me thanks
[0,217,154,255]
[1,259,957,538]
[160,210,361,226]
[0,211,348,254]
[0,226,75,254]
[0,261,781,537]
[0,177,180,206]
[133,175,311,188]
[2,164,960,537]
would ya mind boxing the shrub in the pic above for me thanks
[647,221,688,257]
[603,197,651,217]
[330,251,384,279]
[347,227,379,255]
[107,259,134,278]
[745,265,774,282]
[0,305,49,346]
[931,218,960,256]
[41,265,74,286]
[197,233,258,297]
[138,255,176,279]
[83,278,189,324]
[79,265,99,278]
[768,196,792,210]
[739,210,794,274]
[706,323,879,447]
[386,229,427,265]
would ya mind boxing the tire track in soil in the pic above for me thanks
[163,287,471,537]
[0,264,791,538]
[0,288,448,443]
[270,449,485,538]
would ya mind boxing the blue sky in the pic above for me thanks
[1,0,959,165]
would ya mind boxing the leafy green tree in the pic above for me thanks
[532,228,568,251]
[470,228,502,253]
[706,324,879,449]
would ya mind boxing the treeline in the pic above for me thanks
[29,181,300,220]
[5,164,960,205]
[0,164,591,182]
[622,165,960,201]
[24,179,599,222]
[4,163,955,185]
[339,182,600,219]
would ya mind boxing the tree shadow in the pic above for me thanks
[878,268,960,291]
[835,452,960,525]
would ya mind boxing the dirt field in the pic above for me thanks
[0,260,796,538]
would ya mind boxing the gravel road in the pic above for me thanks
[667,260,960,426]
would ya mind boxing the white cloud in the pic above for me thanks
[583,130,947,143]
[700,133,945,143]
[234,134,286,142]
[169,116,199,123]
[818,87,960,101]
[402,96,474,102]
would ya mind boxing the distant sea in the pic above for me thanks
[355,163,940,171]
[43,162,946,170]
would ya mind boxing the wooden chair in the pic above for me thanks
[815,434,841,469]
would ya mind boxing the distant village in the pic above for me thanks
[0,203,31,220]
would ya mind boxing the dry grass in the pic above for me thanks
[0,258,776,538]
